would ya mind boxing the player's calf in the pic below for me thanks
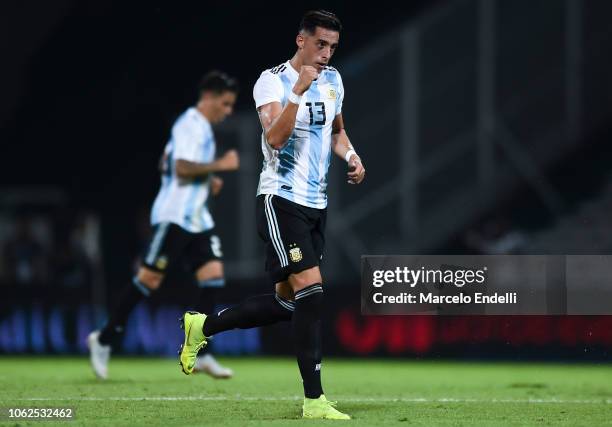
[98,274,161,346]
[202,293,293,336]
[89,270,163,379]
[291,283,325,398]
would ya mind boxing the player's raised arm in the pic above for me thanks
[175,150,240,179]
[331,113,365,184]
[256,66,318,149]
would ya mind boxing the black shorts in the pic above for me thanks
[256,194,327,284]
[141,222,223,274]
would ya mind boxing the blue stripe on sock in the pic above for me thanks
[198,278,225,288]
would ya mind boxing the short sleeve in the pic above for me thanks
[335,71,345,116]
[172,117,207,162]
[253,71,284,109]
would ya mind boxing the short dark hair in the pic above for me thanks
[198,70,239,97]
[299,10,342,35]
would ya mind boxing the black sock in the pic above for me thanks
[202,293,293,336]
[98,278,150,345]
[196,279,222,314]
[195,279,222,355]
[292,284,324,399]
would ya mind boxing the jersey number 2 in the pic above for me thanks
[210,235,223,258]
[306,102,326,125]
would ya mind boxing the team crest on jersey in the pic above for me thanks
[289,244,303,263]
[155,255,168,270]
[327,88,336,100]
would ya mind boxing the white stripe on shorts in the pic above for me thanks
[264,194,288,267]
[145,222,170,265]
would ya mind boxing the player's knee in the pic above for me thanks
[289,267,323,293]
[275,281,294,301]
[290,276,309,292]
[196,261,224,282]
[141,275,162,290]
[137,267,164,290]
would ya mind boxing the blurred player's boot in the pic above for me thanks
[87,330,110,380]
[302,395,351,420]
[194,354,233,379]
[178,311,208,375]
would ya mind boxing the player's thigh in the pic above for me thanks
[275,281,294,301]
[140,222,191,288]
[257,194,289,284]
[257,194,320,284]
[288,266,323,293]
[186,229,224,281]
[136,265,165,290]
[195,260,224,282]
[312,209,327,263]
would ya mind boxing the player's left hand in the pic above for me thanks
[347,155,365,184]
[211,176,224,196]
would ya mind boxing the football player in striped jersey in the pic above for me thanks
[179,11,364,420]
[88,71,239,380]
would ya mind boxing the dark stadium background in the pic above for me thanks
[1,0,611,361]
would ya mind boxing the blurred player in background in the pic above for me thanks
[178,11,365,419]
[88,71,240,380]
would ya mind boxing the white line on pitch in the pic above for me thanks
[7,396,612,404]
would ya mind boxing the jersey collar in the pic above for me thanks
[190,107,211,128]
[286,60,299,78]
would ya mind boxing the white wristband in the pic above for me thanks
[345,149,357,163]
[288,91,302,105]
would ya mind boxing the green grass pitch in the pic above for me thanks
[1,356,611,426]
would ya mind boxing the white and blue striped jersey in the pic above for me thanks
[150,107,216,233]
[253,60,345,209]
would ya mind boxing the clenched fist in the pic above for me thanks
[292,65,319,95]
[347,155,365,184]
[217,149,240,171]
